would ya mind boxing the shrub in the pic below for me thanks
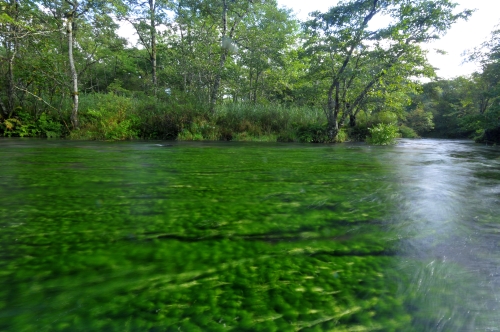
[37,113,63,138]
[231,132,277,142]
[335,129,349,143]
[348,125,370,141]
[70,94,138,140]
[177,128,204,141]
[214,103,324,138]
[474,127,500,144]
[373,111,398,124]
[0,111,63,138]
[176,119,220,141]
[399,125,419,138]
[276,129,297,142]
[296,123,328,143]
[366,123,400,145]
[131,96,199,140]
[405,108,434,134]
[1,118,26,137]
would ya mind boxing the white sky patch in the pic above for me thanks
[117,20,137,47]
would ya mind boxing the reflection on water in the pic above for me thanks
[0,138,499,331]
[386,139,500,331]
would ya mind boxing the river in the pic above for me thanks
[0,138,499,331]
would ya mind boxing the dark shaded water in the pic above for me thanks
[0,138,499,331]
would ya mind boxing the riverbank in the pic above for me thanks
[0,94,415,144]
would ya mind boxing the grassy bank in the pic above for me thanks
[1,93,405,144]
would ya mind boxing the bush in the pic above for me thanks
[373,111,398,124]
[366,123,400,145]
[348,125,370,141]
[214,103,324,139]
[70,94,138,140]
[0,111,63,138]
[276,129,297,142]
[399,125,419,138]
[231,132,278,142]
[474,127,500,144]
[405,108,434,134]
[37,113,63,138]
[131,96,199,140]
[335,129,349,143]
[296,123,328,143]
[177,119,220,141]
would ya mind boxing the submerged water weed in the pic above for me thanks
[0,142,415,331]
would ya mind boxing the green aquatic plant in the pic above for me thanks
[1,142,494,331]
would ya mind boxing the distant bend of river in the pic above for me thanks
[0,138,499,331]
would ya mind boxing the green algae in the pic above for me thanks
[0,141,496,331]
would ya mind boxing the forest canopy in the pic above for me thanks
[1,0,497,143]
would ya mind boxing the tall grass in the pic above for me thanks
[210,103,325,142]
[3,92,398,143]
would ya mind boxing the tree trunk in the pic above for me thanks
[349,114,356,127]
[326,80,340,141]
[253,71,261,104]
[67,15,79,129]
[209,0,228,114]
[4,0,19,118]
[248,67,253,101]
[6,46,16,118]
[149,0,157,94]
[0,99,8,117]
[211,51,227,112]
[0,38,10,117]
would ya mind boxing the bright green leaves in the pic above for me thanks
[366,123,399,145]
[302,0,469,141]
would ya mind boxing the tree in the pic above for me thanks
[303,0,471,141]
[167,0,291,108]
[37,0,114,129]
[0,0,20,117]
[116,0,171,95]
[461,27,500,142]
[236,4,298,103]
[405,108,434,134]
[208,0,257,112]
[0,0,45,118]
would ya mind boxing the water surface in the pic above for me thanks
[0,138,499,331]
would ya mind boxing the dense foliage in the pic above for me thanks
[405,27,500,143]
[2,0,495,143]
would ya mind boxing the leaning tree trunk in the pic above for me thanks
[67,16,79,129]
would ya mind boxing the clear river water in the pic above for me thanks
[0,138,499,331]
